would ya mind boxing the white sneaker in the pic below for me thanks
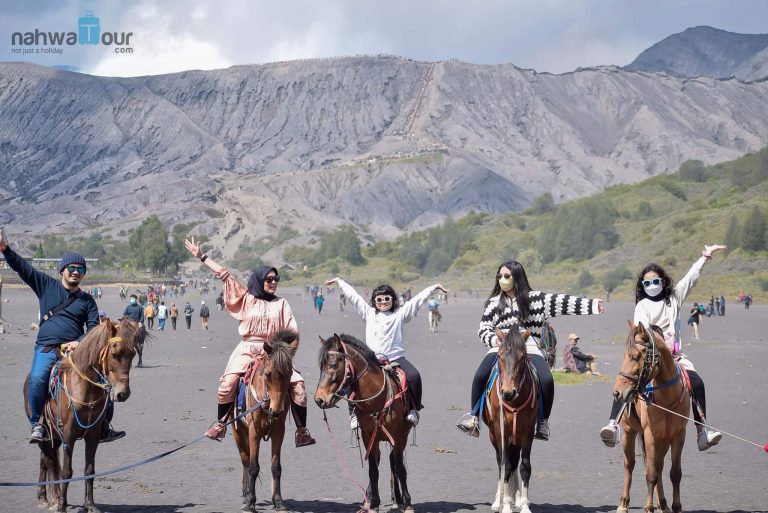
[599,420,620,447]
[406,409,419,426]
[697,428,722,451]
[350,413,359,431]
[456,414,480,437]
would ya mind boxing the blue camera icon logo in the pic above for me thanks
[78,11,100,45]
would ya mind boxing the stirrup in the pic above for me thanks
[456,413,480,437]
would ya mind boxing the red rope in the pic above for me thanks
[322,411,369,510]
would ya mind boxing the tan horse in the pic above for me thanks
[232,330,298,513]
[613,322,691,513]
[315,333,414,513]
[483,327,537,513]
[23,318,143,513]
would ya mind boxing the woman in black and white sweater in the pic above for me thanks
[456,260,604,440]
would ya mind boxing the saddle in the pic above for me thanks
[236,356,264,410]
[379,357,407,396]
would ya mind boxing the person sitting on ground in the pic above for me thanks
[562,333,597,374]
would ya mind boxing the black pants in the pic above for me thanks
[185,316,192,329]
[470,352,553,420]
[396,357,422,411]
[146,317,154,330]
[171,317,177,330]
[608,369,707,424]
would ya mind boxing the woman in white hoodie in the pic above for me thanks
[324,277,449,428]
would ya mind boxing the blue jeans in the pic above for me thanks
[28,344,115,427]
[158,318,166,330]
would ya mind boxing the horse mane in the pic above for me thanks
[267,330,298,380]
[63,318,144,371]
[500,325,528,356]
[319,333,379,369]
[627,323,670,355]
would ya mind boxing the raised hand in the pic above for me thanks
[184,237,203,259]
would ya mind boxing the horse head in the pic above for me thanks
[314,333,347,409]
[103,318,143,402]
[260,331,299,417]
[613,321,663,403]
[495,326,530,404]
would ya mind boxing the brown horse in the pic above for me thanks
[613,322,691,513]
[23,317,143,513]
[315,333,414,513]
[232,330,299,513]
[482,327,537,513]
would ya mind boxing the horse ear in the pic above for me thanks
[494,327,505,343]
[628,320,635,330]
[522,329,531,340]
[287,336,299,356]
[263,341,274,355]
[318,335,325,345]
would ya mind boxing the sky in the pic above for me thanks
[2,0,768,77]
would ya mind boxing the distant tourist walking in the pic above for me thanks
[157,301,169,331]
[200,301,210,330]
[169,302,178,330]
[315,293,325,315]
[184,302,194,329]
[144,300,155,330]
[122,294,144,324]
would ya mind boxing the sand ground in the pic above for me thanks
[0,285,766,513]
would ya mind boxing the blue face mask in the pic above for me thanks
[130,298,137,305]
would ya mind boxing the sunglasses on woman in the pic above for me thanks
[264,276,280,284]
[375,295,393,304]
[642,278,662,287]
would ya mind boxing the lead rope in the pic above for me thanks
[322,410,371,512]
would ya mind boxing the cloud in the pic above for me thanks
[2,0,768,77]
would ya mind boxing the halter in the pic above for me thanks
[494,350,537,447]
[66,336,123,391]
[327,342,386,405]
[618,327,659,397]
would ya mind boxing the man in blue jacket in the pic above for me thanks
[0,228,125,444]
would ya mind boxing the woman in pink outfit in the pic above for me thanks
[185,237,315,447]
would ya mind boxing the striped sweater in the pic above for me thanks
[478,291,601,355]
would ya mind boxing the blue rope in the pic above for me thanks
[0,397,268,487]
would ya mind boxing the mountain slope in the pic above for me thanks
[625,26,768,80]
[1,53,768,257]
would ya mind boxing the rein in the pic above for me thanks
[494,353,536,447]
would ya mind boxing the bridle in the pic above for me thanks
[618,326,660,398]
[325,340,386,405]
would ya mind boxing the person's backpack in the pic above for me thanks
[539,321,558,369]
[200,305,210,317]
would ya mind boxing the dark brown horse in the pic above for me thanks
[482,327,537,513]
[232,330,299,513]
[315,333,414,513]
[23,318,143,513]
[613,322,691,513]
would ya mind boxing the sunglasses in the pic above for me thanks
[375,295,393,304]
[66,265,86,274]
[264,276,280,284]
[642,278,662,287]
[496,273,512,280]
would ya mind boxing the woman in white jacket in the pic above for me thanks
[325,277,449,428]
[599,244,726,452]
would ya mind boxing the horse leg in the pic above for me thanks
[243,425,260,512]
[83,433,102,513]
[366,441,381,512]
[491,438,503,512]
[653,440,671,513]
[56,440,75,513]
[669,435,684,513]
[233,420,250,508]
[643,434,660,513]
[517,442,533,513]
[392,446,413,512]
[270,420,287,513]
[389,451,403,509]
[501,445,517,513]
[618,427,637,513]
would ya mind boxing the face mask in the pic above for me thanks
[130,298,137,305]
[644,284,664,297]
[499,277,514,292]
